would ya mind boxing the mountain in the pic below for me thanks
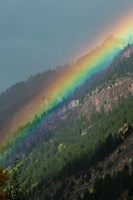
[0,35,133,199]
[25,49,133,200]
[0,35,129,147]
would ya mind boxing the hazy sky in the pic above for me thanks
[0,0,133,92]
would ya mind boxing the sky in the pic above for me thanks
[0,0,133,93]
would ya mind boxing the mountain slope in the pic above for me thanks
[31,124,133,200]
[1,44,133,167]
[0,35,129,148]
[0,36,133,200]
[5,71,133,199]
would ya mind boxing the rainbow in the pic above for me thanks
[0,12,133,165]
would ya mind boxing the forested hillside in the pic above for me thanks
[0,43,133,200]
[0,35,129,147]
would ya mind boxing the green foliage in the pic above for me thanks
[89,124,132,166]
[0,166,9,200]
[7,159,30,200]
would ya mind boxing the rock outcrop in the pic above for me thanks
[83,76,133,113]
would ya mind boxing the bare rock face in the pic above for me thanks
[68,100,79,109]
[83,76,133,113]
